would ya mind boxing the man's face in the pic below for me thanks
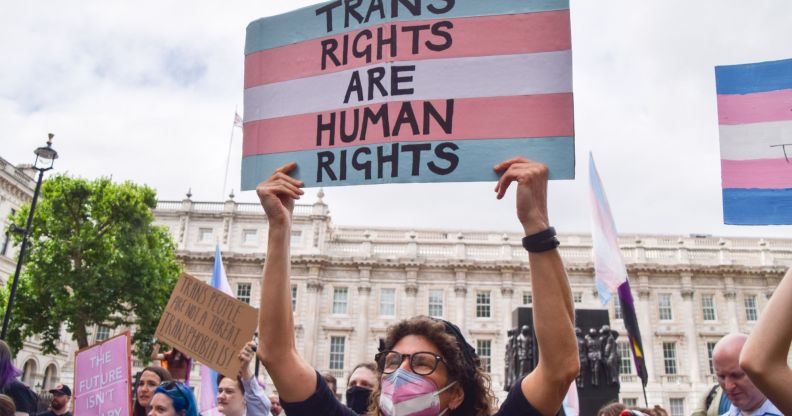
[269,395,282,414]
[714,354,765,411]
[50,393,69,411]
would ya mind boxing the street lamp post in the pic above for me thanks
[1,134,59,340]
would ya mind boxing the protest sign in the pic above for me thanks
[241,0,575,189]
[73,332,131,416]
[155,273,258,377]
[716,57,792,224]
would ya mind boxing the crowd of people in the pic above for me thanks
[0,158,790,416]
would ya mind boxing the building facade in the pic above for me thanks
[152,193,792,416]
[0,155,74,395]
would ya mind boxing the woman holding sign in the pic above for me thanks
[255,158,579,416]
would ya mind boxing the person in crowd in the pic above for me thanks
[0,395,15,416]
[267,394,283,415]
[255,158,579,416]
[597,402,669,416]
[35,384,71,416]
[0,341,38,416]
[133,366,173,416]
[740,267,792,414]
[151,346,192,385]
[323,373,339,400]
[148,381,198,416]
[691,383,731,416]
[597,402,626,416]
[713,333,782,415]
[217,341,272,416]
[345,363,378,414]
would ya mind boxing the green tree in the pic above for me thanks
[1,175,180,360]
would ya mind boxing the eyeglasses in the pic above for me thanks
[159,381,189,405]
[376,351,445,375]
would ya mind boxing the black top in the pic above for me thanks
[1,380,39,414]
[36,411,73,416]
[282,371,542,416]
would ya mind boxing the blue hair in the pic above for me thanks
[153,382,198,416]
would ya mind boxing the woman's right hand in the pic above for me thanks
[255,162,304,226]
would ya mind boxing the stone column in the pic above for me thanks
[500,271,515,390]
[405,267,419,317]
[723,276,739,332]
[356,266,372,365]
[637,273,656,381]
[454,268,467,333]
[304,266,323,366]
[680,273,701,384]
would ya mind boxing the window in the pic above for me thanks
[613,296,623,319]
[291,285,298,312]
[623,398,638,407]
[236,283,251,304]
[329,336,345,370]
[199,228,213,242]
[617,342,632,374]
[744,295,758,321]
[476,292,491,318]
[477,340,492,373]
[663,342,677,374]
[702,295,717,321]
[669,398,685,416]
[522,291,532,305]
[573,292,583,303]
[96,325,111,341]
[706,341,717,374]
[658,294,673,320]
[428,290,443,318]
[332,287,348,314]
[380,288,395,317]
[242,229,257,245]
[291,230,303,247]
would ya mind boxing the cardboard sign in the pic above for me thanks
[716,57,792,224]
[73,332,132,416]
[155,273,258,377]
[241,0,575,189]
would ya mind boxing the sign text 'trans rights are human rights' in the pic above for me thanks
[241,0,575,189]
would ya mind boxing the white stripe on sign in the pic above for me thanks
[243,50,572,122]
[719,119,792,160]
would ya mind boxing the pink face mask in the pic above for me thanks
[378,368,457,416]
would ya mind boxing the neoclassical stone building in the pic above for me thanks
[153,192,791,416]
[0,155,74,395]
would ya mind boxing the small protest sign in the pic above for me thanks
[155,273,258,377]
[241,0,575,189]
[73,332,132,416]
[716,57,792,225]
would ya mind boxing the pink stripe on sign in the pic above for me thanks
[717,88,792,125]
[722,158,792,189]
[242,93,573,156]
[244,10,571,88]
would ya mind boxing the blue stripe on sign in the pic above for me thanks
[723,187,792,225]
[240,136,574,189]
[245,0,570,54]
[715,58,792,95]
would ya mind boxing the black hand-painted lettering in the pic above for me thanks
[367,67,389,100]
[391,65,416,96]
[401,143,432,175]
[352,147,373,179]
[427,21,453,52]
[378,143,400,178]
[376,25,398,60]
[365,0,386,22]
[427,0,455,14]
[345,0,365,28]
[340,109,360,143]
[317,113,337,146]
[392,0,421,17]
[423,99,453,134]
[352,29,373,63]
[317,152,338,182]
[393,102,419,136]
[321,39,341,70]
[401,24,431,54]
[428,142,459,175]
[344,71,364,104]
[316,1,343,32]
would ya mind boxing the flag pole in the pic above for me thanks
[642,384,648,408]
[222,107,240,199]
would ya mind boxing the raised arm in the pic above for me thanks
[238,341,272,415]
[495,157,579,416]
[255,163,317,402]
[739,267,792,414]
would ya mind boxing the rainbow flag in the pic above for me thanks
[716,58,792,225]
[241,0,574,189]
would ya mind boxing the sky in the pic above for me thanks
[2,0,792,238]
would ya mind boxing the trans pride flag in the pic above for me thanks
[199,245,233,415]
[588,153,648,388]
[716,57,792,225]
[241,0,574,189]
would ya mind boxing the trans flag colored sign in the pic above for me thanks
[716,57,792,225]
[241,0,575,189]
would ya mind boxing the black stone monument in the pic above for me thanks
[506,307,620,415]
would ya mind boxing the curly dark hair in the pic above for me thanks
[367,316,496,416]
